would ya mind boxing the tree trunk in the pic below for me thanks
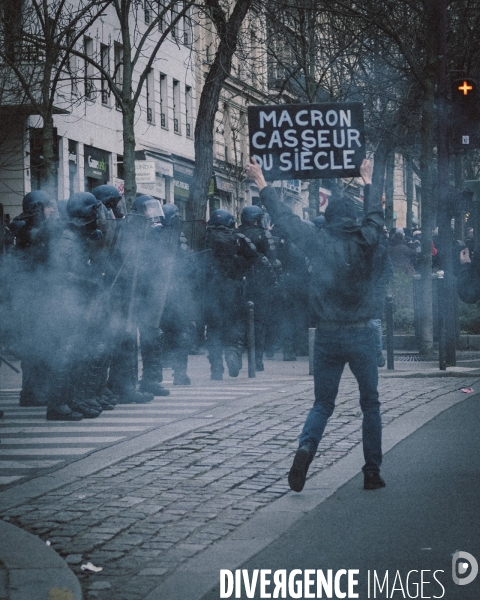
[385,149,395,230]
[453,153,464,240]
[308,179,320,218]
[417,87,436,356]
[405,155,414,229]
[122,103,137,210]
[370,138,390,209]
[189,0,253,248]
[40,60,56,197]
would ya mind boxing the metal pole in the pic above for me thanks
[436,0,456,367]
[413,274,421,346]
[386,295,394,370]
[246,301,256,378]
[308,327,316,376]
[437,271,446,370]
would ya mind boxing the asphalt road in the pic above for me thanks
[202,393,480,600]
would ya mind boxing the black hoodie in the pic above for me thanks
[258,184,384,324]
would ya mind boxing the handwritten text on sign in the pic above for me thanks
[248,102,365,181]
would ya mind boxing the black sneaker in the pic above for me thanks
[364,472,386,490]
[46,404,83,421]
[377,354,386,368]
[117,388,154,404]
[95,396,115,410]
[83,398,104,412]
[70,401,101,418]
[288,446,312,492]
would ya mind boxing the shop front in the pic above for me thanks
[84,145,110,192]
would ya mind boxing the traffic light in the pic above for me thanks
[451,78,480,149]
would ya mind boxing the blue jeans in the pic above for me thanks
[299,325,382,474]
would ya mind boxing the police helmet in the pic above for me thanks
[132,195,164,223]
[67,192,102,226]
[162,203,180,226]
[208,209,235,228]
[22,190,51,216]
[241,205,263,226]
[92,185,122,210]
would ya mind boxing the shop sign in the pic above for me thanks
[174,178,190,199]
[135,161,156,184]
[84,145,110,180]
[137,177,166,199]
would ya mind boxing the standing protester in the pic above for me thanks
[204,209,259,380]
[246,157,386,492]
[238,205,281,371]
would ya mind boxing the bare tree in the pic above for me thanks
[68,0,197,208]
[189,0,254,235]
[0,0,112,197]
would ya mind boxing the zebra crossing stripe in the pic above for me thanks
[0,448,96,455]
[0,460,65,469]
[1,437,124,444]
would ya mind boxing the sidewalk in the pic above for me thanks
[1,352,479,600]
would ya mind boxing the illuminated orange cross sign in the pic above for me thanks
[458,81,473,95]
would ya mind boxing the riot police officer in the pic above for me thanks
[92,185,125,219]
[204,209,259,379]
[9,191,58,407]
[130,194,171,396]
[46,192,106,420]
[238,205,281,371]
[158,203,193,385]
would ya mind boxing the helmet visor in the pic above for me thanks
[143,199,164,223]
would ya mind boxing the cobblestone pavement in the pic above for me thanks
[1,366,478,600]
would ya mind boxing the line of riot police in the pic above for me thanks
[0,188,315,421]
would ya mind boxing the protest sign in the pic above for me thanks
[248,102,365,180]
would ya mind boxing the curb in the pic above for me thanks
[0,520,82,600]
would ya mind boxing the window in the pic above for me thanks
[100,44,109,105]
[173,79,180,133]
[183,5,192,46]
[117,155,124,179]
[158,0,165,32]
[160,73,168,128]
[144,0,152,24]
[66,29,79,97]
[114,42,123,109]
[223,103,232,164]
[171,3,180,40]
[146,69,155,124]
[2,0,23,62]
[185,85,193,137]
[84,37,95,100]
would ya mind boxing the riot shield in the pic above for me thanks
[137,218,183,331]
